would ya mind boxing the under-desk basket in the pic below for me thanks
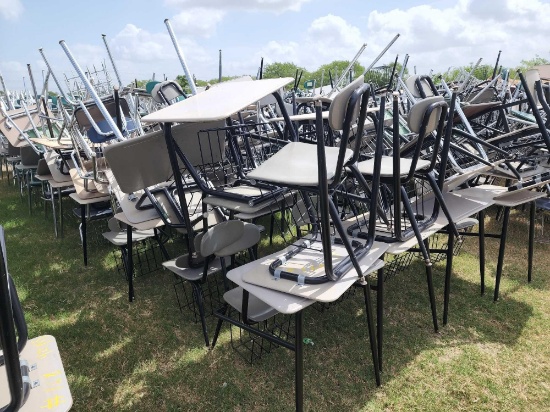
[229,310,294,365]
[113,237,164,279]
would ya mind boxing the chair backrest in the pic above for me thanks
[20,145,40,166]
[151,81,186,105]
[524,69,540,105]
[328,76,364,131]
[74,97,131,132]
[401,95,448,178]
[8,141,20,157]
[199,220,261,258]
[407,96,445,135]
[199,220,245,256]
[405,75,438,99]
[104,120,225,194]
[0,105,41,148]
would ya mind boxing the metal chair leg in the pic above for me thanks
[376,265,384,373]
[479,209,485,295]
[528,201,535,283]
[423,238,439,333]
[443,230,454,326]
[192,283,210,347]
[401,190,438,332]
[211,304,228,348]
[362,278,381,385]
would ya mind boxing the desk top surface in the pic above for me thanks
[142,77,293,123]
[113,212,164,230]
[231,239,388,307]
[30,138,72,150]
[69,192,110,205]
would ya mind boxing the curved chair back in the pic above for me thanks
[405,75,438,99]
[401,95,448,179]
[524,69,541,105]
[328,76,364,131]
[199,220,260,258]
[151,81,186,105]
[104,120,225,194]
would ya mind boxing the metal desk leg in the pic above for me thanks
[443,230,455,326]
[528,201,535,283]
[81,204,87,266]
[362,277,381,385]
[479,209,485,296]
[50,183,58,238]
[58,187,63,238]
[377,265,384,372]
[154,228,169,260]
[27,170,32,214]
[494,207,511,302]
[127,225,134,302]
[295,310,303,412]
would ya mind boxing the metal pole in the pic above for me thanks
[328,43,367,96]
[361,33,400,77]
[39,48,78,106]
[26,64,39,104]
[458,57,482,93]
[399,54,409,78]
[492,50,502,80]
[102,34,123,88]
[59,40,125,141]
[218,49,222,83]
[164,18,197,95]
[259,57,264,80]
[0,71,15,110]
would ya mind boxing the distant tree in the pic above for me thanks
[363,60,406,90]
[263,62,308,83]
[309,60,366,88]
[176,74,190,94]
[515,55,550,73]
[205,75,245,85]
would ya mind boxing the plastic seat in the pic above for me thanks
[166,220,263,346]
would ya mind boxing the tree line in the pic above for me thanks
[131,54,550,95]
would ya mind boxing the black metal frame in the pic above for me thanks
[267,84,384,284]
[0,226,31,411]
[160,91,297,269]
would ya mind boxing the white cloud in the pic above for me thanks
[0,61,26,89]
[363,0,550,74]
[255,14,367,74]
[164,0,311,12]
[0,0,23,20]
[171,8,226,37]
[107,24,214,84]
[110,24,174,62]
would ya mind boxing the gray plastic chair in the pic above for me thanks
[189,220,264,346]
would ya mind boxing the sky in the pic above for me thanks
[1,0,550,92]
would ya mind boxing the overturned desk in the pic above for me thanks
[219,239,389,412]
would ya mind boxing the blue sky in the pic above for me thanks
[1,0,549,91]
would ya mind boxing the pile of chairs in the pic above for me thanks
[2,33,550,410]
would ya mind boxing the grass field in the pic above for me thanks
[1,172,549,411]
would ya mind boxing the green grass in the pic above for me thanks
[1,173,549,411]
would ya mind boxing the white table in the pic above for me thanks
[224,241,388,412]
[142,78,293,124]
